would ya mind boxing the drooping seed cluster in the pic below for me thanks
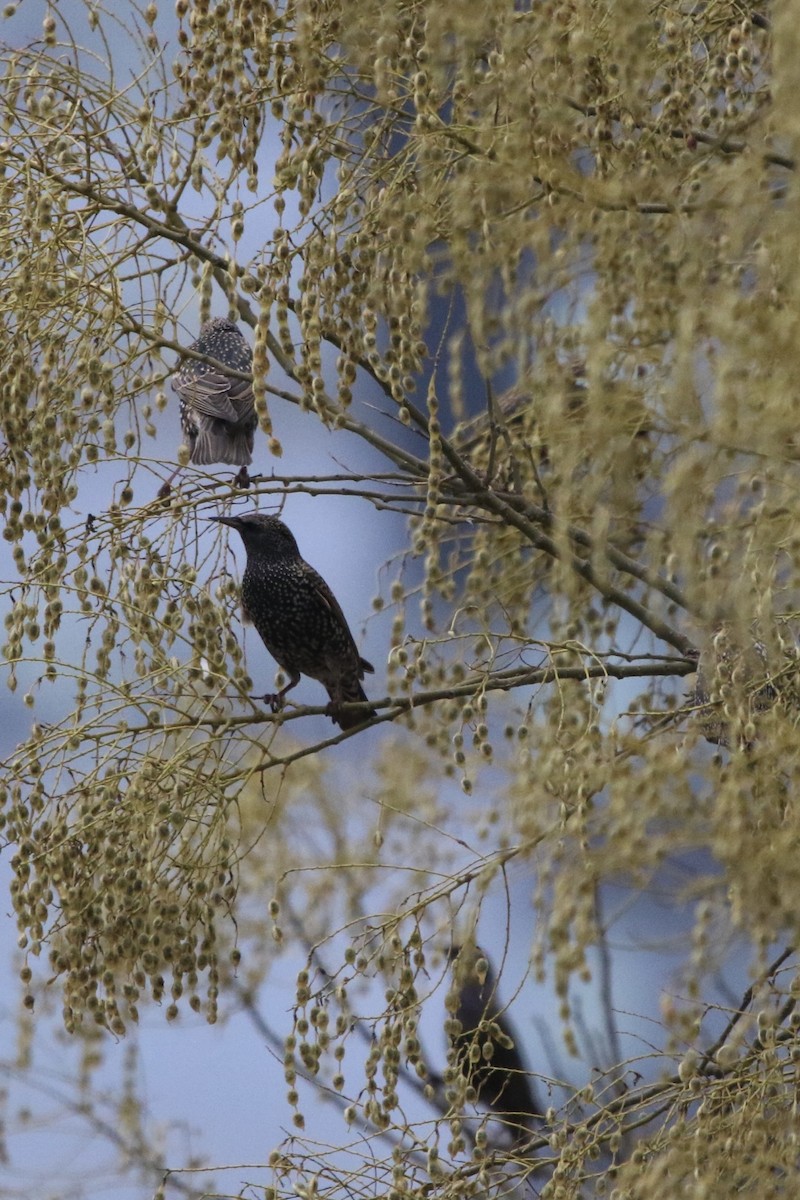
[4,750,240,1032]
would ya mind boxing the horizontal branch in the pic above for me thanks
[10,655,696,777]
[559,91,792,173]
[250,655,697,769]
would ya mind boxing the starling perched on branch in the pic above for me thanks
[692,624,778,748]
[449,943,541,1138]
[170,317,257,489]
[450,362,652,497]
[215,512,374,730]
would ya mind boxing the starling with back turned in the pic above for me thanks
[172,317,257,487]
[215,512,374,730]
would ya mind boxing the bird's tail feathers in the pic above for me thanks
[329,680,370,730]
[191,423,253,466]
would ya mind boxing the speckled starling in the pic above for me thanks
[450,362,651,488]
[450,361,586,470]
[172,317,257,486]
[215,511,374,730]
[693,624,777,748]
[449,944,541,1138]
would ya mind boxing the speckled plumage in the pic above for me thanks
[172,318,257,468]
[215,512,373,730]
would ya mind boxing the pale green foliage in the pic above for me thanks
[1,0,800,1196]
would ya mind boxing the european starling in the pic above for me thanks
[449,361,586,473]
[449,943,541,1138]
[171,317,257,487]
[215,512,374,730]
[692,624,777,748]
[450,363,651,492]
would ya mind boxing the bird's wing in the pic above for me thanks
[228,377,257,422]
[308,569,364,666]
[173,370,241,423]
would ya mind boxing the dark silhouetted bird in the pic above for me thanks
[215,512,374,730]
[449,943,541,1138]
[171,317,257,489]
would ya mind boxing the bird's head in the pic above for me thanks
[193,317,247,357]
[214,511,300,558]
[449,942,492,988]
[199,316,241,337]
